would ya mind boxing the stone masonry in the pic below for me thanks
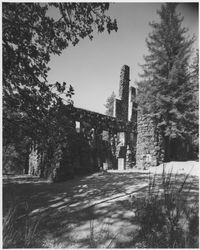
[28,64,164,180]
[113,65,138,169]
[118,65,130,121]
[136,114,165,168]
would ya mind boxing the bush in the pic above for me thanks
[3,143,29,175]
[134,165,199,248]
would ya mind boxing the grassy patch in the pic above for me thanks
[3,201,42,248]
[133,165,199,248]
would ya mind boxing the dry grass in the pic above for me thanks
[133,164,199,248]
[3,201,42,248]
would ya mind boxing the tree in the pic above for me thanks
[190,49,199,103]
[137,3,197,160]
[104,91,116,116]
[3,3,118,174]
[188,50,199,158]
[3,2,117,129]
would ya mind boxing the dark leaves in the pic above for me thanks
[137,3,196,140]
[3,2,118,145]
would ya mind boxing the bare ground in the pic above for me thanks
[3,161,199,248]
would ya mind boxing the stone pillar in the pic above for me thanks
[116,131,127,169]
[115,65,130,121]
[125,145,132,169]
[118,158,125,170]
[136,114,164,169]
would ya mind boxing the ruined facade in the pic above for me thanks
[29,65,165,180]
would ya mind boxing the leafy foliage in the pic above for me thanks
[3,142,30,175]
[3,3,118,174]
[188,50,199,155]
[3,3,117,120]
[137,3,197,142]
[104,91,116,116]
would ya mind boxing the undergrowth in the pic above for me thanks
[3,201,42,248]
[133,164,199,248]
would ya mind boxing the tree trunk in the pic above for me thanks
[164,136,171,162]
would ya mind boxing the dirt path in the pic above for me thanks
[3,168,199,248]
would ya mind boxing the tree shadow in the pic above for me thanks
[3,172,150,216]
[3,171,199,248]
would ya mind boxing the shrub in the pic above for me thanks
[187,206,199,248]
[134,165,199,248]
[3,143,29,175]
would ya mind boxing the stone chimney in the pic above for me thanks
[115,65,130,121]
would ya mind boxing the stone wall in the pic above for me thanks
[128,87,137,122]
[28,101,137,180]
[28,64,167,181]
[114,98,123,121]
[136,114,165,169]
[113,65,137,169]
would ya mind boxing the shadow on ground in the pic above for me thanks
[3,172,150,215]
[3,171,199,248]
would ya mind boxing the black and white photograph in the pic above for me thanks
[2,1,199,248]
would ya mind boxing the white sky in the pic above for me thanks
[47,2,198,114]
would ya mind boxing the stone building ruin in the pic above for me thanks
[28,65,167,180]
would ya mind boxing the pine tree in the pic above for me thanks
[137,3,197,160]
[188,50,199,158]
[104,91,116,116]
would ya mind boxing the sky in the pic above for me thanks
[47,2,198,115]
